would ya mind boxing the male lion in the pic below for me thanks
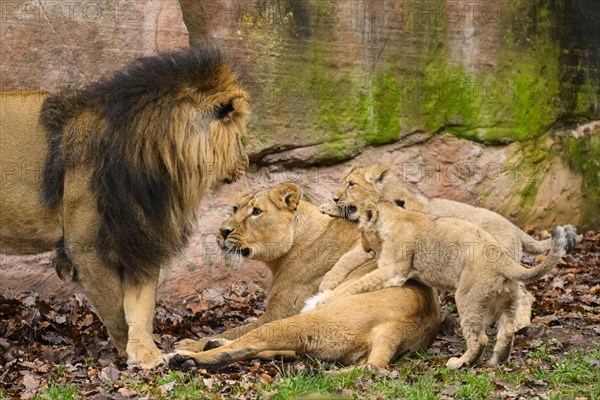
[171,183,440,369]
[316,201,569,369]
[0,47,250,368]
[320,164,577,329]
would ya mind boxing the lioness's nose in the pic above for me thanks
[333,197,340,203]
[220,228,232,239]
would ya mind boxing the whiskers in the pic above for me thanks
[222,245,244,269]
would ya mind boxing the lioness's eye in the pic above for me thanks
[232,206,238,213]
[252,207,262,216]
[348,181,356,187]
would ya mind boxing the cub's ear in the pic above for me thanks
[348,163,360,172]
[365,164,391,184]
[270,183,302,211]
[363,202,379,223]
[345,163,361,177]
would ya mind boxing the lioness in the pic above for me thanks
[316,201,569,369]
[0,47,250,368]
[320,164,576,329]
[172,183,440,369]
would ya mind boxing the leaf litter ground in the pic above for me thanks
[1,231,598,399]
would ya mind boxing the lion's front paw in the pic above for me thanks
[174,338,209,352]
[446,357,465,369]
[127,342,165,369]
[168,351,198,369]
[320,203,342,218]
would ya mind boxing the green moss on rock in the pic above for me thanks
[566,133,600,228]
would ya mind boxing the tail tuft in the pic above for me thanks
[563,225,578,253]
[550,226,567,257]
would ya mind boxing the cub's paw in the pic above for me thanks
[316,293,337,308]
[446,357,465,370]
[320,204,342,217]
[485,357,501,367]
[319,274,342,292]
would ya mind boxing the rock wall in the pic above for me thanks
[180,0,600,228]
[1,0,599,301]
[0,0,189,92]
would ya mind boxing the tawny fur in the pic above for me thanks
[172,184,440,369]
[320,201,568,369]
[320,164,577,330]
[0,46,250,369]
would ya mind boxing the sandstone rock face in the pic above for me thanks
[177,0,600,227]
[0,0,189,92]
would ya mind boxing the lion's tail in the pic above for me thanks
[515,225,577,254]
[39,90,89,208]
[501,226,570,282]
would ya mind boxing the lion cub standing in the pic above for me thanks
[320,164,577,330]
[318,201,568,369]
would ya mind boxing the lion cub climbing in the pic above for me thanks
[320,164,577,330]
[318,201,569,369]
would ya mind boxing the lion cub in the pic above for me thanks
[319,201,568,369]
[320,164,577,330]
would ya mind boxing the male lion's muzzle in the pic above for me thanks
[224,154,249,184]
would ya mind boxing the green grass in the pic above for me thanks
[34,384,78,400]
[258,348,600,400]
[24,347,600,399]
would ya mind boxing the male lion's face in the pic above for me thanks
[333,165,390,221]
[217,183,302,266]
[202,74,251,186]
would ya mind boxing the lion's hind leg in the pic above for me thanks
[487,290,518,366]
[365,324,404,368]
[447,292,488,369]
[513,284,535,331]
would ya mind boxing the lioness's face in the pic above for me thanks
[217,184,301,265]
[333,166,382,221]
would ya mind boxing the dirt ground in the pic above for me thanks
[1,231,598,398]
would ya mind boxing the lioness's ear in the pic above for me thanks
[236,189,256,205]
[271,183,302,211]
[366,164,391,184]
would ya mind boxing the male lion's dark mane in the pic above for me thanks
[40,46,231,285]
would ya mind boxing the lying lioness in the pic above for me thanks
[320,164,577,330]
[171,183,440,369]
[315,201,570,369]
